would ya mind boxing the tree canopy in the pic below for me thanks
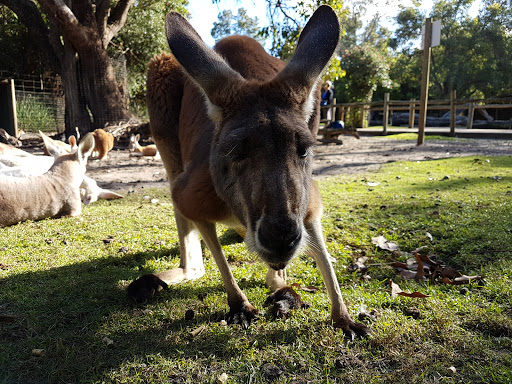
[211,7,263,44]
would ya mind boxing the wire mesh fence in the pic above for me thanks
[0,53,129,135]
[0,71,65,134]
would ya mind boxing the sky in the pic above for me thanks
[186,0,482,48]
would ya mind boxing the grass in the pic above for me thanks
[16,96,58,133]
[379,133,464,141]
[1,155,512,383]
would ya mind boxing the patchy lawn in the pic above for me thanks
[1,155,511,383]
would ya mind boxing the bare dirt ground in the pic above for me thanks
[84,136,512,192]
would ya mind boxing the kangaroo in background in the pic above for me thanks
[90,128,114,160]
[128,134,159,157]
[136,5,369,339]
[0,134,94,227]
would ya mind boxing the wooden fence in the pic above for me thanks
[321,92,512,135]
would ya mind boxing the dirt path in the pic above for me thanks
[85,136,512,191]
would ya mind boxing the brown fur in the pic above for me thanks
[140,6,369,338]
[90,128,114,160]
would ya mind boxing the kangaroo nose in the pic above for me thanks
[258,217,302,255]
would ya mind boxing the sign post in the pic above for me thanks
[417,19,441,146]
[417,18,432,146]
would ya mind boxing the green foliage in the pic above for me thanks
[390,0,512,99]
[339,44,392,102]
[211,8,263,44]
[109,0,188,116]
[1,153,512,383]
[0,6,46,75]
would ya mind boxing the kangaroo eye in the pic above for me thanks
[298,146,310,158]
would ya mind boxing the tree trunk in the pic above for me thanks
[77,42,131,131]
[1,0,135,138]
[62,43,93,136]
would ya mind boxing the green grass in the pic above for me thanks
[380,133,464,141]
[1,156,512,383]
[16,96,58,133]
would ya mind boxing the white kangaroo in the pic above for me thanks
[0,134,94,227]
[0,133,122,204]
[134,5,369,338]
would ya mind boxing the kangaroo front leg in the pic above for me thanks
[194,221,258,328]
[127,208,204,302]
[306,218,370,340]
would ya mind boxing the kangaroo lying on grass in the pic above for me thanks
[0,134,94,227]
[128,134,159,157]
[134,5,369,339]
[0,132,123,204]
[0,128,23,147]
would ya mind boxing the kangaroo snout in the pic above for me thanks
[257,216,303,268]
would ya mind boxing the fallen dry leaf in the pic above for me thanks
[290,282,320,293]
[441,275,485,285]
[389,280,430,299]
[372,235,399,251]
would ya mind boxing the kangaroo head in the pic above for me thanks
[165,6,340,269]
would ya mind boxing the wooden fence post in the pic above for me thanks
[466,103,474,129]
[409,99,416,128]
[0,79,18,136]
[383,92,390,134]
[450,89,456,136]
[360,104,365,128]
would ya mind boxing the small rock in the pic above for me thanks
[459,287,469,295]
[442,175,450,180]
[262,363,283,381]
[216,372,228,384]
[31,349,45,357]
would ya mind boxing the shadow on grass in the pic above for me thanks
[0,245,280,383]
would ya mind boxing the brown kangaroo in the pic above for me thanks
[136,5,369,339]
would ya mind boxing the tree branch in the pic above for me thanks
[103,0,135,48]
[38,0,91,48]
[0,0,61,72]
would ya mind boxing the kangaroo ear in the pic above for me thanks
[273,5,340,100]
[165,12,244,109]
[78,133,95,162]
[40,130,65,158]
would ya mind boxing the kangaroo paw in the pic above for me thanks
[226,303,259,329]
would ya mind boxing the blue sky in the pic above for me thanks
[186,0,482,48]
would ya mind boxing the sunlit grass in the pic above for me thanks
[1,156,511,383]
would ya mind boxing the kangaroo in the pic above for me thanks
[0,134,94,227]
[136,5,369,338]
[90,128,114,160]
[128,134,159,157]
[0,128,22,147]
